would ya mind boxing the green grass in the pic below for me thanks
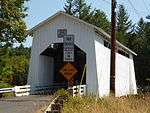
[63,93,150,113]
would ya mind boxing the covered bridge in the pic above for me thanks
[27,11,137,97]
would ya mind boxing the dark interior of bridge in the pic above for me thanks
[41,43,86,88]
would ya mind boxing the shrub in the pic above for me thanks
[0,82,14,98]
[54,88,70,98]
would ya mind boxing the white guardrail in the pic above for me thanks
[0,88,13,93]
[68,85,86,97]
[0,85,30,97]
[0,85,86,97]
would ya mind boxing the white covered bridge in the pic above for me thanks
[27,11,137,97]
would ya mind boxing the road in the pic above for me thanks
[0,95,54,113]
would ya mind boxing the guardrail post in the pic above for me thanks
[14,85,30,97]
[68,85,86,97]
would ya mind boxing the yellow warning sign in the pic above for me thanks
[59,63,77,81]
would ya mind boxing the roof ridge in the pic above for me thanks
[28,11,137,55]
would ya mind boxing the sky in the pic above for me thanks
[23,0,150,47]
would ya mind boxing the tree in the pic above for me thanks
[116,5,133,46]
[144,21,150,55]
[64,0,74,15]
[131,17,150,87]
[0,0,28,47]
[0,46,30,85]
[64,0,90,19]
[73,0,87,19]
[132,18,146,54]
[64,0,110,33]
[132,18,150,55]
[146,15,150,19]
[10,55,29,85]
[89,10,110,32]
[0,49,13,83]
[13,44,31,58]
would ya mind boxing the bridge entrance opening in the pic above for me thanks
[41,43,86,90]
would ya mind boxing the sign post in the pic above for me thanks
[58,34,76,87]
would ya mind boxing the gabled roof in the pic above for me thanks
[28,11,137,55]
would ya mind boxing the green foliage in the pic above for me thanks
[54,89,70,97]
[64,0,74,15]
[116,5,133,46]
[89,10,110,32]
[0,45,31,86]
[0,92,14,98]
[0,49,30,97]
[0,81,12,88]
[116,5,150,87]
[64,0,91,19]
[64,2,150,88]
[10,55,29,85]
[64,0,110,33]
[133,19,150,86]
[0,82,14,98]
[117,5,132,32]
[131,18,146,54]
[144,22,150,55]
[73,0,87,19]
[0,0,28,47]
[134,56,150,85]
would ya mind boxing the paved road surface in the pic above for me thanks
[0,95,53,113]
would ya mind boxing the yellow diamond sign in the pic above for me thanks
[59,63,77,81]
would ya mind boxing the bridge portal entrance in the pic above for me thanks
[41,43,86,90]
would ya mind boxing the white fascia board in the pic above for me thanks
[27,11,137,56]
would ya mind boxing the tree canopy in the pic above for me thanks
[116,5,150,86]
[0,46,30,86]
[116,5,133,46]
[64,0,150,88]
[0,0,29,86]
[64,0,110,32]
[0,0,28,47]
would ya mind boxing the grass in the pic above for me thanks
[63,93,150,113]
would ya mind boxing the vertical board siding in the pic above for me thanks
[129,54,137,94]
[116,53,130,97]
[38,55,54,86]
[94,39,110,97]
[28,13,137,96]
[28,14,99,95]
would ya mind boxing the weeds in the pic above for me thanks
[63,93,150,113]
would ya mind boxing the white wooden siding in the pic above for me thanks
[28,13,137,96]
